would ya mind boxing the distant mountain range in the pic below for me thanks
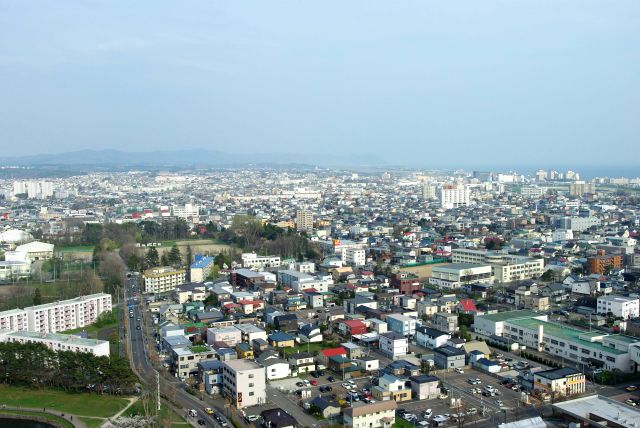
[0,149,387,168]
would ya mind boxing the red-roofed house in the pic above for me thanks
[318,347,347,365]
[456,298,478,314]
[237,299,265,314]
[337,319,368,336]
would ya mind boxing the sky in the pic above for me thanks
[0,1,638,169]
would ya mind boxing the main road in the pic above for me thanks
[124,274,235,428]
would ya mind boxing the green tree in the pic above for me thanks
[146,247,159,267]
[167,244,182,267]
[33,288,42,306]
[161,253,169,266]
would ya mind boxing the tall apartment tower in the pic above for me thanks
[439,184,470,209]
[296,209,314,232]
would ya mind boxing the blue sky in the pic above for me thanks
[1,1,638,167]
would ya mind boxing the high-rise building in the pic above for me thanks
[569,181,595,196]
[296,209,314,232]
[13,181,53,199]
[439,184,470,209]
[421,183,437,200]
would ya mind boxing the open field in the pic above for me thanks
[0,385,130,418]
[124,400,189,426]
[0,279,93,311]
[136,239,236,258]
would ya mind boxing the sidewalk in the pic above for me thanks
[1,405,87,428]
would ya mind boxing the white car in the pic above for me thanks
[496,400,504,407]
[417,422,429,428]
[342,383,351,389]
[454,368,464,374]
[423,409,433,418]
[246,415,260,422]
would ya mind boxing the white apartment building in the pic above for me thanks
[241,253,281,270]
[171,203,200,219]
[277,270,332,292]
[597,295,640,320]
[13,181,54,199]
[143,267,186,294]
[343,248,366,266]
[451,249,544,283]
[0,330,110,357]
[221,359,266,409]
[385,314,417,337]
[476,310,639,373]
[0,309,28,331]
[428,263,493,289]
[25,293,112,334]
[343,400,397,428]
[439,184,470,209]
[379,332,408,358]
[0,261,31,282]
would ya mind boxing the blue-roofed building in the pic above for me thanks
[475,358,501,373]
[190,255,215,282]
[268,331,295,348]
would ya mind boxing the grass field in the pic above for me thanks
[58,245,95,253]
[78,417,106,428]
[124,400,188,426]
[0,385,130,418]
[0,409,75,428]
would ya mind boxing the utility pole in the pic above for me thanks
[156,370,161,412]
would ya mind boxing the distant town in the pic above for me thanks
[2,166,640,428]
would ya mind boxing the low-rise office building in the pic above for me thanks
[429,263,492,290]
[343,400,396,428]
[533,367,586,398]
[221,359,266,409]
[434,345,466,369]
[597,295,639,320]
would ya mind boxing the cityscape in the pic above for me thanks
[1,1,639,428]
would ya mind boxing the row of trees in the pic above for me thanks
[0,342,137,394]
[216,215,321,260]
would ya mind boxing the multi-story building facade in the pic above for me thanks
[597,295,639,320]
[296,209,314,232]
[379,332,408,358]
[241,253,281,270]
[221,359,266,409]
[143,266,186,294]
[428,263,492,289]
[432,312,458,334]
[439,184,470,209]
[25,293,112,334]
[0,330,109,357]
[415,326,450,349]
[476,310,639,372]
[385,314,416,337]
[0,308,28,331]
[451,249,544,283]
[586,254,623,275]
[343,248,366,266]
[190,255,214,282]
[171,344,216,380]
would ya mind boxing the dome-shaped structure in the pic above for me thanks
[0,229,33,244]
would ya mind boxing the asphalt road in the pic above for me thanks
[124,275,233,428]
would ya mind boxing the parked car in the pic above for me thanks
[310,380,318,386]
[327,376,335,382]
[423,409,433,418]
[454,368,464,374]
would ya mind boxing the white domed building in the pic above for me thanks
[0,229,33,245]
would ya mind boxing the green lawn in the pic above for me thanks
[0,385,130,418]
[124,400,188,426]
[0,409,75,428]
[58,245,95,253]
[78,417,106,428]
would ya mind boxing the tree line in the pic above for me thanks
[0,342,137,394]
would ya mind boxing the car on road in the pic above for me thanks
[342,382,351,389]
[625,399,637,406]
[495,400,504,407]
[466,408,477,415]
[188,409,198,417]
[454,368,464,373]
[197,419,206,426]
[245,415,260,422]
[205,407,215,415]
[626,385,638,392]
[296,381,305,387]
[136,325,141,330]
[467,378,481,385]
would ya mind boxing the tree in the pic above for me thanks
[160,253,169,266]
[146,247,159,267]
[540,270,554,282]
[167,244,182,267]
[459,325,471,341]
[33,288,42,306]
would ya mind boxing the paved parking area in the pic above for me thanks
[441,368,525,411]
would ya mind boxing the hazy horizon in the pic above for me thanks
[1,1,639,166]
